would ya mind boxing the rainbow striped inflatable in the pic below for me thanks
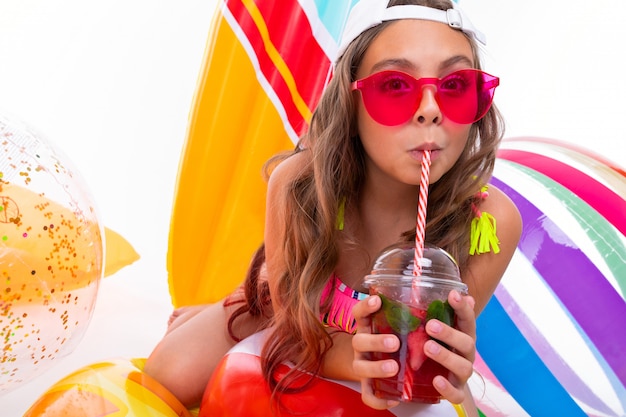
[475,137,626,417]
[23,1,626,416]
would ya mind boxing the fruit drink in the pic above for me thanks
[364,243,467,403]
[368,293,455,403]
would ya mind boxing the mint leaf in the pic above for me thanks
[426,299,454,326]
[378,294,421,335]
[426,299,455,349]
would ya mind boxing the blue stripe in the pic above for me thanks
[313,0,359,42]
[477,296,588,417]
[495,285,622,416]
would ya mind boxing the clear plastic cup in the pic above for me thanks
[363,243,468,404]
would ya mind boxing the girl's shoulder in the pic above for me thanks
[267,150,312,191]
[267,150,311,184]
[479,184,521,228]
[266,150,312,207]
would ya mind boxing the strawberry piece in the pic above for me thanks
[407,326,428,371]
[410,306,427,321]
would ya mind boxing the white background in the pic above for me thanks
[0,1,624,415]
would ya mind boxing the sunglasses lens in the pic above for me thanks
[437,70,497,124]
[355,70,498,125]
[358,72,420,126]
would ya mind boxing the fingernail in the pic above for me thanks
[368,296,377,306]
[382,361,395,373]
[434,376,446,390]
[427,341,441,355]
[383,336,396,349]
[452,290,462,303]
[428,320,442,334]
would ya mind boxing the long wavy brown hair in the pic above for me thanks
[226,0,505,410]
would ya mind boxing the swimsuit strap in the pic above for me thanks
[336,197,346,231]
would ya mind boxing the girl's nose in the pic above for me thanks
[414,86,442,125]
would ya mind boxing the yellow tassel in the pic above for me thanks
[469,211,500,255]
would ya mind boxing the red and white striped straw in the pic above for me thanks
[414,150,431,277]
[405,150,431,402]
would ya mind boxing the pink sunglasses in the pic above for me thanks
[352,69,499,126]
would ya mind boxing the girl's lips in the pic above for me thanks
[410,148,440,161]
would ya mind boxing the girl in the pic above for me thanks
[145,0,522,414]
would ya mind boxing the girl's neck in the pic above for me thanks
[359,169,420,231]
[335,193,417,292]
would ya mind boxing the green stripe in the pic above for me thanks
[498,159,626,297]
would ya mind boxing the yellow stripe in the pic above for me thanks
[241,0,313,122]
[452,403,468,416]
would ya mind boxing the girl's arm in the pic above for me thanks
[263,153,302,313]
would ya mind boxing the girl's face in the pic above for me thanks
[355,19,475,187]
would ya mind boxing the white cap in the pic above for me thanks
[336,0,486,62]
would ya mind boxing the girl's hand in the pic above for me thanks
[351,295,401,410]
[425,290,477,405]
